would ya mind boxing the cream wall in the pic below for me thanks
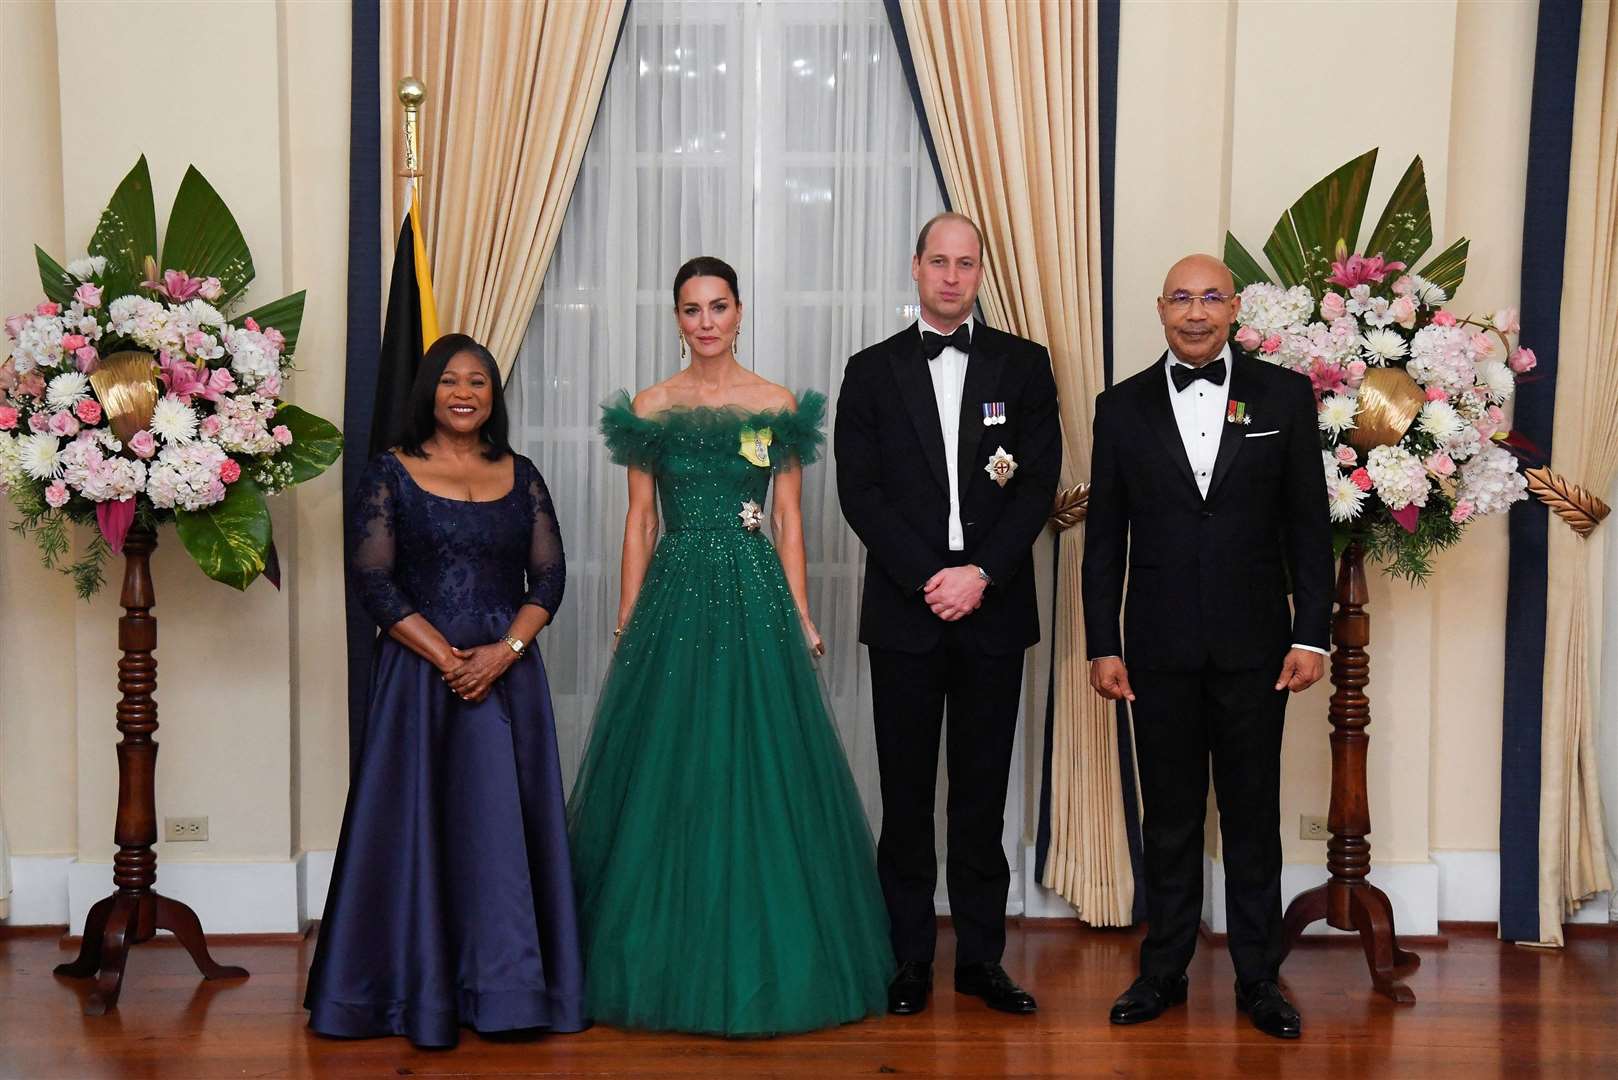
[1115,0,1534,888]
[0,0,351,921]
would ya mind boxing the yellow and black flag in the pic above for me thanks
[369,183,440,455]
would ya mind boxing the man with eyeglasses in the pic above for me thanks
[1081,253,1333,1039]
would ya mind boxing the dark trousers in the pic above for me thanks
[1131,665,1287,987]
[868,625,1024,967]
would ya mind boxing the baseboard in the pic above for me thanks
[1432,849,1612,926]
[298,849,334,925]
[0,855,73,925]
[1203,854,1440,936]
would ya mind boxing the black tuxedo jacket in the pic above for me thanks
[835,322,1062,656]
[1081,351,1333,671]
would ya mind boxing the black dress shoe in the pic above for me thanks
[954,962,1037,1014]
[888,961,933,1015]
[1109,974,1188,1025]
[1235,978,1301,1039]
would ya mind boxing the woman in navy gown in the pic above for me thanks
[305,334,585,1047]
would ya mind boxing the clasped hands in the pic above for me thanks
[1089,647,1324,703]
[924,565,987,622]
[440,642,519,703]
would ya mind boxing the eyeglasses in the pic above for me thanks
[1160,290,1233,309]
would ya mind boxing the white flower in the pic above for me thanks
[1327,474,1369,522]
[1409,274,1448,307]
[1359,296,1395,328]
[1365,444,1429,511]
[1416,400,1465,443]
[0,432,23,490]
[1407,325,1476,395]
[65,255,108,280]
[1236,283,1317,336]
[146,441,228,511]
[150,397,199,443]
[12,315,66,373]
[221,325,280,386]
[1457,443,1528,516]
[1322,449,1341,485]
[1360,327,1408,365]
[1475,359,1515,404]
[17,432,64,480]
[45,371,92,410]
[180,299,226,329]
[1318,393,1359,436]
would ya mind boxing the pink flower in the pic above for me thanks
[1509,347,1537,373]
[264,327,285,352]
[36,301,60,317]
[1493,308,1520,335]
[1425,385,1448,402]
[258,372,282,399]
[1235,326,1262,351]
[144,268,206,302]
[158,352,208,402]
[1308,359,1347,395]
[60,333,86,352]
[74,345,99,372]
[1451,499,1475,523]
[17,372,46,399]
[1320,292,1347,321]
[5,313,28,339]
[1349,468,1373,492]
[44,481,70,509]
[244,317,260,332]
[1335,445,1358,466]
[74,399,102,425]
[1392,275,1415,297]
[1470,332,1494,358]
[219,458,241,484]
[0,406,17,430]
[272,424,293,446]
[74,283,103,308]
[202,367,237,401]
[28,412,50,433]
[1261,335,1283,355]
[1432,310,1457,327]
[1426,452,1456,477]
[200,415,222,438]
[1326,252,1406,289]
[48,411,79,437]
[1345,359,1368,388]
[198,277,223,301]
[128,430,156,458]
[1391,295,1417,329]
[184,330,211,356]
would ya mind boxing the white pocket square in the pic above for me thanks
[1245,430,1280,438]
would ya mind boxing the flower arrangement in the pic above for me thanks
[1226,149,1531,581]
[0,157,340,595]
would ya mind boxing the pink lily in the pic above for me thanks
[142,268,207,302]
[1326,248,1406,289]
[157,351,209,401]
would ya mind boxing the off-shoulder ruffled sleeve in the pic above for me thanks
[599,390,664,469]
[767,390,827,469]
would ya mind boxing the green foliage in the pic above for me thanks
[1363,156,1433,269]
[1419,237,1470,298]
[272,404,343,484]
[161,165,255,304]
[1223,233,1272,292]
[35,247,77,305]
[238,290,307,358]
[1356,499,1465,585]
[1259,148,1379,298]
[174,478,273,590]
[89,156,159,300]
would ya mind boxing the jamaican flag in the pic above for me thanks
[369,183,440,455]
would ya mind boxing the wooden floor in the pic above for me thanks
[1,922,1614,1079]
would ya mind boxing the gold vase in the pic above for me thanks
[88,351,161,443]
[1347,366,1424,453]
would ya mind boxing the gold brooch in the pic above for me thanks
[739,499,764,530]
[985,446,1018,487]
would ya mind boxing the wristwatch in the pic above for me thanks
[974,565,993,586]
[502,634,526,656]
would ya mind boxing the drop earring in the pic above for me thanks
[679,333,688,361]
[732,325,741,357]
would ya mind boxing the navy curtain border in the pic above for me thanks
[1499,0,1583,942]
[882,0,952,211]
[342,0,383,764]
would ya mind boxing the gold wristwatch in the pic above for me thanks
[502,634,526,656]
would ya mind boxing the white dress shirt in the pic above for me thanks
[921,314,973,551]
[1165,344,1231,499]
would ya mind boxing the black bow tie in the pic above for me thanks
[1169,356,1225,392]
[920,323,972,360]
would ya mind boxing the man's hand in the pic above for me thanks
[1089,657,1135,702]
[1274,647,1324,693]
[924,565,987,621]
[443,643,518,703]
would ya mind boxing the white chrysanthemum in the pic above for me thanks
[1318,393,1359,436]
[1360,327,1408,365]
[180,299,226,329]
[1327,474,1369,522]
[45,371,91,410]
[1365,445,1430,511]
[65,255,107,280]
[1416,400,1465,443]
[107,295,144,329]
[1457,443,1528,516]
[1410,274,1448,307]
[1476,359,1515,404]
[149,397,199,443]
[17,432,64,480]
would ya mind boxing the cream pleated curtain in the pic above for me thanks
[899,0,1130,924]
[1536,0,1618,946]
[379,0,627,375]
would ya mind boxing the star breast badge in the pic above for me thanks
[984,446,1017,487]
[738,499,764,531]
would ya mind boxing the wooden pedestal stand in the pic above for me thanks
[54,525,248,1014]
[1280,542,1421,1003]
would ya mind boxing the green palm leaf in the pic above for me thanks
[88,156,158,300]
[1259,148,1379,297]
[1418,237,1469,298]
[161,166,255,305]
[237,291,307,358]
[35,247,77,305]
[1223,233,1273,292]
[1364,156,1433,269]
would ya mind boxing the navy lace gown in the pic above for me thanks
[305,452,586,1047]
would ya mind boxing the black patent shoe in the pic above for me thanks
[887,961,933,1015]
[954,962,1038,1014]
[1108,973,1189,1025]
[1235,978,1301,1039]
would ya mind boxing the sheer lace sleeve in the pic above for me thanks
[348,454,417,630]
[522,457,566,617]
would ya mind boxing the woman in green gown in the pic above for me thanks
[566,257,894,1037]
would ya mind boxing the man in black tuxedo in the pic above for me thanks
[1082,254,1333,1039]
[835,213,1061,1016]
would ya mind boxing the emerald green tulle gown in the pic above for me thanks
[566,391,894,1037]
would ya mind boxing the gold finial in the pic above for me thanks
[397,76,425,178]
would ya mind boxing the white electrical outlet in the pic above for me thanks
[1299,815,1329,841]
[164,816,209,842]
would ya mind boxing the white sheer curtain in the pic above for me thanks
[509,1,1037,904]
